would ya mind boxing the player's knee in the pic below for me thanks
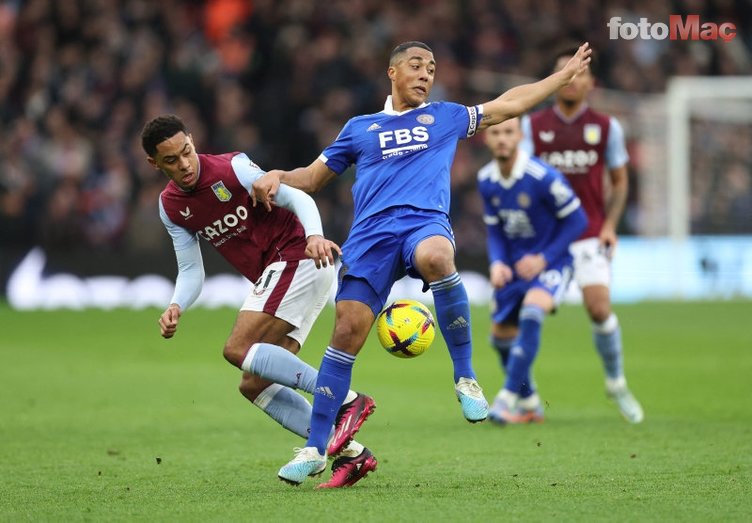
[223,341,246,369]
[587,303,611,324]
[238,375,263,402]
[416,250,455,282]
[329,300,374,353]
[331,322,362,353]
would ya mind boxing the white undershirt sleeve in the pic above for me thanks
[232,153,324,238]
[519,114,534,155]
[159,198,205,310]
[605,116,630,169]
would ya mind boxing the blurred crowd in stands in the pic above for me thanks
[1,0,751,282]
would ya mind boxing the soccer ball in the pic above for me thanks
[376,299,435,358]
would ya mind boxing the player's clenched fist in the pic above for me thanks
[159,303,182,338]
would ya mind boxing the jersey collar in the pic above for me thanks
[383,95,429,115]
[494,149,530,189]
[553,103,589,124]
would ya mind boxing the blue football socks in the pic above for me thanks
[307,347,355,455]
[504,304,545,394]
[492,335,534,398]
[430,273,475,382]
[593,313,624,379]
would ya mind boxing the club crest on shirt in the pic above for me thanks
[583,124,601,145]
[539,130,555,142]
[517,192,531,208]
[211,181,232,202]
[417,114,434,125]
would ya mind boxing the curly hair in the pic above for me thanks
[141,114,189,156]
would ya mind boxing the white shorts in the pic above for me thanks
[570,237,612,288]
[241,259,335,345]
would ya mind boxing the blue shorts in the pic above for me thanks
[491,259,573,325]
[336,207,455,317]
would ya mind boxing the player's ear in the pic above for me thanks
[387,66,396,82]
[146,156,158,169]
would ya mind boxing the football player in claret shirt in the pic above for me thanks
[478,117,586,425]
[252,41,593,485]
[141,114,377,488]
[521,47,644,423]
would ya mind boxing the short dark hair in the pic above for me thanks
[141,114,188,156]
[552,44,597,76]
[389,41,433,65]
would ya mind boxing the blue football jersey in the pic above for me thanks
[478,151,584,266]
[319,96,482,228]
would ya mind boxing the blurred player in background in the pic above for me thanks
[141,114,377,488]
[478,118,587,424]
[252,41,593,485]
[521,47,644,423]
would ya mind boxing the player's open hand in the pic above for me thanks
[306,235,342,269]
[251,171,282,212]
[515,253,547,281]
[559,42,592,85]
[159,304,182,339]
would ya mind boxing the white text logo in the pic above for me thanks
[198,205,248,242]
[540,150,598,173]
[378,126,429,158]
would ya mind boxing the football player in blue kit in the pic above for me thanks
[252,40,592,485]
[478,117,587,424]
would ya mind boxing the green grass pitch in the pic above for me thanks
[1,301,750,521]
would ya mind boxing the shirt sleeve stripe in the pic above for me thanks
[556,198,582,219]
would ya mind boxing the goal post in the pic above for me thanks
[666,76,752,240]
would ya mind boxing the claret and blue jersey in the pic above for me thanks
[319,96,482,228]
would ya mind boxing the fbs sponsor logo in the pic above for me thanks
[378,126,429,159]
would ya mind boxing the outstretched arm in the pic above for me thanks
[252,159,336,211]
[479,42,592,130]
